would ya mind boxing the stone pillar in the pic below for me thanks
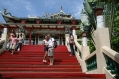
[59,36,60,45]
[97,15,105,28]
[71,20,76,36]
[95,8,105,28]
[81,32,90,72]
[1,28,8,40]
[29,29,32,45]
[72,26,76,36]
[60,36,62,45]
[1,27,8,51]
[94,8,110,73]
[38,35,39,44]
[72,28,76,36]
[3,28,7,34]
[82,37,87,46]
[82,32,87,46]
[65,34,69,45]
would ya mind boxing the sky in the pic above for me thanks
[0,0,84,23]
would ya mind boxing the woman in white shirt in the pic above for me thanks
[42,35,49,63]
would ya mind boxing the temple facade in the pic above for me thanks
[0,7,80,45]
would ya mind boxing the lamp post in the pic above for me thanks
[95,8,105,28]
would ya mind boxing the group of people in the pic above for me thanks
[42,33,75,66]
[6,32,74,65]
[6,32,24,55]
[42,34,55,66]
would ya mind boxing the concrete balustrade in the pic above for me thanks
[102,46,119,64]
[64,26,119,79]
[0,40,5,54]
[102,46,119,79]
[0,28,8,52]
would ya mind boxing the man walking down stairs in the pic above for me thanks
[0,45,106,79]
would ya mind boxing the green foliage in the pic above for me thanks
[84,0,93,15]
[88,40,96,53]
[87,0,97,2]
[111,3,119,52]
[82,0,119,53]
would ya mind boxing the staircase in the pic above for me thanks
[0,45,105,79]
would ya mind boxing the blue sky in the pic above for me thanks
[0,0,84,23]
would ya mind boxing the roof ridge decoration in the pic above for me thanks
[1,7,74,20]
[4,8,12,16]
[0,8,16,18]
[50,6,73,19]
[58,6,65,15]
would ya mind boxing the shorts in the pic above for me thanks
[48,48,54,56]
[10,44,16,50]
[44,46,48,52]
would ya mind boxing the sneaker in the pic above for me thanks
[49,63,53,66]
[43,60,47,63]
[69,54,73,56]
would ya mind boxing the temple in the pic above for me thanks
[0,0,119,78]
[0,7,80,45]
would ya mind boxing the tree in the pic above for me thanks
[111,3,119,52]
[82,0,119,53]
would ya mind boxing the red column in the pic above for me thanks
[29,29,32,45]
[60,34,61,45]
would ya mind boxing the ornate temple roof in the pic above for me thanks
[0,7,78,24]
[0,7,80,34]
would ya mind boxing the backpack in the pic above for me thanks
[51,38,57,48]
[54,40,57,48]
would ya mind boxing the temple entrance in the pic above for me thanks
[24,34,61,45]
[38,35,60,45]
[24,35,35,45]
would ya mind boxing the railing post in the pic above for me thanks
[81,32,90,72]
[94,28,110,73]
[1,27,8,50]
[65,34,70,51]
[1,28,8,40]
[94,8,110,73]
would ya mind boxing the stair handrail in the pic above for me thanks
[102,46,119,79]
[85,50,96,60]
[74,40,81,51]
[84,50,98,72]
[102,46,119,64]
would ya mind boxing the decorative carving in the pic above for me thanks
[19,25,25,33]
[4,8,13,16]
[42,12,50,18]
[65,26,70,34]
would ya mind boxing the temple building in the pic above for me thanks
[0,7,80,45]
